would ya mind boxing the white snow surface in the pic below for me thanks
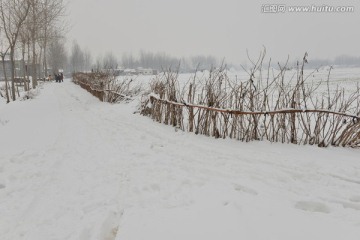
[0,80,360,240]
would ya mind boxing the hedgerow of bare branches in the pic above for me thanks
[73,72,142,103]
[142,52,360,148]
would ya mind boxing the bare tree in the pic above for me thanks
[48,37,66,74]
[0,36,10,102]
[40,0,66,77]
[27,0,42,89]
[92,54,102,72]
[103,52,118,70]
[70,40,84,73]
[0,0,30,100]
[121,53,136,69]
[83,48,92,72]
[19,17,32,91]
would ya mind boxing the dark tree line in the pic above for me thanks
[121,50,218,72]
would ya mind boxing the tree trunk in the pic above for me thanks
[10,47,16,101]
[1,56,10,103]
[38,46,43,80]
[27,40,31,80]
[21,42,29,91]
[31,39,37,88]
[44,25,48,77]
[31,1,37,89]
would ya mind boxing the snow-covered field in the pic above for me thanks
[118,66,360,96]
[0,78,360,240]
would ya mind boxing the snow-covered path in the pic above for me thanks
[1,80,360,240]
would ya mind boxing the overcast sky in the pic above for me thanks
[67,0,359,64]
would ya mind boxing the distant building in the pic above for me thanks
[124,68,137,75]
[112,68,123,76]
[117,67,158,76]
[136,67,153,75]
[0,60,22,80]
[0,59,43,81]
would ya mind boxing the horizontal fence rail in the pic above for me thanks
[150,95,360,120]
[146,95,360,148]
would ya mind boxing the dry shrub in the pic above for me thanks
[73,72,142,103]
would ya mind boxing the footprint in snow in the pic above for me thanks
[142,184,160,192]
[295,201,331,214]
[233,184,258,196]
[0,118,9,126]
[98,210,122,240]
[349,195,360,203]
[339,201,360,211]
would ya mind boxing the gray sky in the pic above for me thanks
[68,0,359,64]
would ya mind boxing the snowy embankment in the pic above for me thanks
[0,80,359,240]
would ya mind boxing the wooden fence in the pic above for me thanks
[141,62,360,148]
[72,71,360,148]
[146,95,360,148]
[72,72,106,101]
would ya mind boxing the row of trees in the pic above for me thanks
[69,40,91,73]
[68,45,221,74]
[280,55,360,69]
[68,43,360,76]
[121,51,218,72]
[0,0,67,103]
